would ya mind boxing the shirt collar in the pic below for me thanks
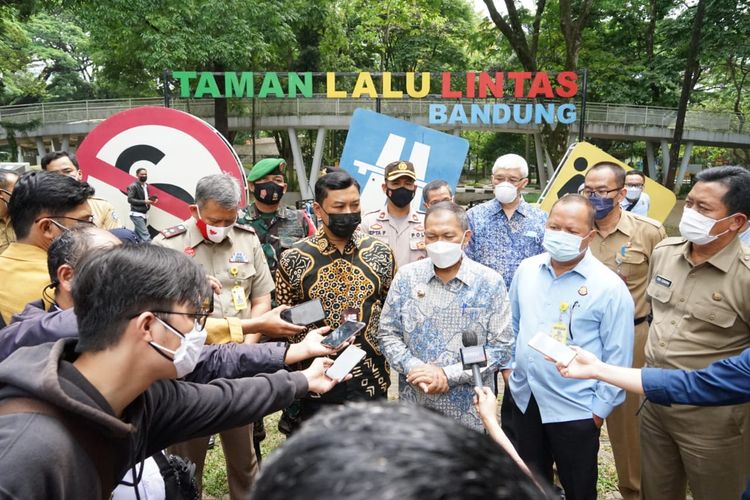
[0,242,48,262]
[597,209,633,238]
[185,217,238,248]
[540,249,595,279]
[491,198,530,218]
[682,235,742,273]
[315,226,363,254]
[427,254,475,287]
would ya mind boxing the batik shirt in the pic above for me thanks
[466,198,547,290]
[377,256,514,431]
[276,227,395,403]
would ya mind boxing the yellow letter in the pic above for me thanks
[406,72,430,98]
[352,72,378,98]
[326,72,347,98]
[381,73,403,98]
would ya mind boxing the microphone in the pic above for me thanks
[460,330,488,388]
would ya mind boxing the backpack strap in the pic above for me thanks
[0,397,116,499]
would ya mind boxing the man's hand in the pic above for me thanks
[473,386,499,425]
[301,357,349,394]
[555,347,601,380]
[252,305,307,337]
[285,326,355,364]
[406,364,449,394]
[206,275,222,294]
[593,414,604,428]
[144,199,153,205]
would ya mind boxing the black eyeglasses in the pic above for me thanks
[581,187,620,198]
[151,295,214,331]
[35,215,96,226]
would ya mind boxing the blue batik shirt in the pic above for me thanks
[466,198,548,290]
[378,255,514,431]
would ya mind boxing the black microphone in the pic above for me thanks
[460,330,488,388]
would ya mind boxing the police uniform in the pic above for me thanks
[89,197,123,230]
[0,243,50,326]
[641,235,750,500]
[0,216,15,255]
[590,210,667,500]
[360,207,426,268]
[152,216,274,498]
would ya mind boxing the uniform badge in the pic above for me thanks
[577,286,588,296]
[229,251,249,263]
[184,247,195,257]
[416,286,426,298]
[712,292,723,301]
[655,275,672,288]
[412,214,419,221]
[416,241,426,250]
[415,224,424,231]
[378,211,387,220]
[370,223,383,230]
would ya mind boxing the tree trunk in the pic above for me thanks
[665,0,707,190]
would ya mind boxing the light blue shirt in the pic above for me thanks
[466,198,547,290]
[378,256,514,430]
[509,250,635,423]
[620,191,650,217]
[740,227,750,247]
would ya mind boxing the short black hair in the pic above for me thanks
[625,170,646,182]
[136,167,147,175]
[47,226,120,285]
[40,151,79,170]
[73,245,211,353]
[314,170,360,204]
[251,402,553,500]
[425,200,469,231]
[553,193,596,229]
[422,179,452,204]
[587,161,626,189]
[8,171,95,239]
[695,166,750,218]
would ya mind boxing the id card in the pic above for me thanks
[550,322,568,345]
[231,285,248,311]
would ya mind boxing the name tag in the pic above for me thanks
[655,275,672,288]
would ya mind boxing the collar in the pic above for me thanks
[0,242,48,262]
[184,217,237,248]
[598,209,633,238]
[540,249,594,279]
[315,225,364,255]
[491,198,529,218]
[682,235,741,273]
[427,255,475,287]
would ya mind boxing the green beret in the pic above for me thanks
[247,158,286,182]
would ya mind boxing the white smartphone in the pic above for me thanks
[325,345,366,381]
[528,332,577,367]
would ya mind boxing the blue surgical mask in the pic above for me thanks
[589,193,616,220]
[543,229,584,263]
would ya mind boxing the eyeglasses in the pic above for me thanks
[35,215,96,226]
[492,175,524,184]
[625,183,644,189]
[151,295,214,331]
[581,187,620,198]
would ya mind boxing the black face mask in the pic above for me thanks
[253,181,284,205]
[387,187,416,208]
[138,175,148,182]
[323,209,361,238]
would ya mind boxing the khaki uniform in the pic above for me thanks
[153,217,274,499]
[590,211,666,500]
[89,197,123,230]
[360,207,426,269]
[0,216,15,255]
[0,243,50,326]
[642,236,750,500]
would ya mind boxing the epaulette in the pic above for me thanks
[631,213,663,229]
[654,236,686,249]
[160,224,187,239]
[235,223,256,233]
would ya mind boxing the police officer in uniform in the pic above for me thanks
[581,162,666,500]
[153,173,274,499]
[641,166,750,500]
[360,160,426,268]
[237,157,315,275]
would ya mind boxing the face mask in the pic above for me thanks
[625,186,642,201]
[196,208,233,243]
[679,207,732,245]
[138,175,147,182]
[426,235,466,269]
[543,229,585,263]
[589,193,616,220]
[150,317,207,378]
[253,181,284,205]
[322,209,361,239]
[386,187,415,208]
[494,182,518,204]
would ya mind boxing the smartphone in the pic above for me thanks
[280,299,325,325]
[326,345,366,381]
[321,320,365,349]
[528,332,577,367]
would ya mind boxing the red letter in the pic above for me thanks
[441,72,462,98]
[508,72,532,98]
[466,72,476,98]
[478,72,504,98]
[556,71,578,98]
[529,72,554,98]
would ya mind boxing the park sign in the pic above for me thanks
[171,71,579,127]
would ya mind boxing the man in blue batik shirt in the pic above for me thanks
[509,194,634,500]
[378,202,514,431]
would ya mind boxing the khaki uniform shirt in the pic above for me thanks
[152,218,274,321]
[590,211,667,319]
[0,243,50,325]
[89,197,123,230]
[360,207,426,269]
[0,216,15,255]
[645,236,750,371]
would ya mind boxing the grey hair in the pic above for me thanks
[195,174,241,209]
[422,179,453,204]
[425,201,469,231]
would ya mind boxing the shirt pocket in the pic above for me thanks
[691,303,737,329]
[682,302,739,350]
[224,262,257,284]
[646,281,672,324]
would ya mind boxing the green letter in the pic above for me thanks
[226,72,254,98]
[195,72,221,98]
[172,71,197,98]
[258,72,284,98]
[288,72,312,97]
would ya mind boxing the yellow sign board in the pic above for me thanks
[539,142,676,222]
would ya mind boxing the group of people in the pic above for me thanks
[0,148,749,500]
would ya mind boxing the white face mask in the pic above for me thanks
[426,234,466,269]
[625,186,643,201]
[197,208,234,243]
[494,182,518,204]
[543,229,585,263]
[679,207,731,246]
[150,317,207,378]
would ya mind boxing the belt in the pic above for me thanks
[634,315,651,326]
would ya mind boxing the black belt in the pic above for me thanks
[634,315,651,326]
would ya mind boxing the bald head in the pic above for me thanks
[549,194,595,231]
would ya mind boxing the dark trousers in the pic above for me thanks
[500,385,517,447]
[512,394,600,500]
